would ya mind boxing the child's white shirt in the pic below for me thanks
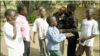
[3,22,24,55]
[32,17,48,39]
[79,19,99,47]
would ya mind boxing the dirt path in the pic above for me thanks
[1,26,100,56]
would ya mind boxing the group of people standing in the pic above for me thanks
[3,3,99,56]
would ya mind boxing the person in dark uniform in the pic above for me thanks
[59,3,79,56]
[53,7,67,55]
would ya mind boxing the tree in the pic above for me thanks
[3,1,7,11]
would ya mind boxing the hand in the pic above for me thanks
[33,39,35,44]
[23,37,26,41]
[77,40,79,44]
[81,38,87,43]
[44,36,47,39]
[8,20,15,26]
[59,30,62,33]
[65,33,75,38]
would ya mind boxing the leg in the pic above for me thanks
[44,39,50,56]
[75,44,85,56]
[60,40,65,55]
[39,39,45,56]
[85,46,94,56]
[23,41,30,56]
[67,38,77,56]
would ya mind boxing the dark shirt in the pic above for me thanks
[63,12,79,39]
[53,13,66,29]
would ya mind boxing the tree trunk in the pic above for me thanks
[3,1,7,11]
[82,1,88,8]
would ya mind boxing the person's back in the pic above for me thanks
[46,16,75,56]
[3,9,24,56]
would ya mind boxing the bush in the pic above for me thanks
[26,15,38,24]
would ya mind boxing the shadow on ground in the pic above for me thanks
[30,47,40,56]
[0,53,6,56]
[93,49,100,53]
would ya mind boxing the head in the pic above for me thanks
[67,3,76,13]
[58,7,66,15]
[39,7,46,17]
[47,16,57,27]
[5,9,17,21]
[86,8,95,18]
[17,5,27,16]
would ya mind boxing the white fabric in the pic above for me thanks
[3,22,24,56]
[32,17,48,39]
[79,19,99,47]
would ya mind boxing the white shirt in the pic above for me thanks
[3,22,24,55]
[32,17,49,39]
[79,19,99,47]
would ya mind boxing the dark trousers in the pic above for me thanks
[67,38,78,56]
[23,41,30,56]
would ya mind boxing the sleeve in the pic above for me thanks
[44,24,48,36]
[92,21,99,35]
[32,19,38,32]
[62,16,78,33]
[3,26,14,39]
[48,30,66,43]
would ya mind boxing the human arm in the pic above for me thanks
[32,19,38,43]
[81,21,99,43]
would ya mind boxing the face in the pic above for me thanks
[67,6,72,13]
[86,9,94,18]
[51,17,57,26]
[7,11,17,21]
[58,8,65,15]
[40,9,46,17]
[21,7,27,16]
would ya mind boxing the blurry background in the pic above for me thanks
[0,1,100,56]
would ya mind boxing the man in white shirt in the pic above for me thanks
[3,9,24,56]
[32,7,49,56]
[76,8,99,56]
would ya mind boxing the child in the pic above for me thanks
[46,16,75,56]
[32,7,49,56]
[15,5,31,56]
[53,6,66,55]
[76,8,99,56]
[59,3,79,56]
[3,9,24,56]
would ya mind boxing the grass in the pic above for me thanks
[96,34,100,37]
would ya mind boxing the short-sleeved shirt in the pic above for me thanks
[16,14,31,41]
[3,22,24,55]
[79,19,99,47]
[32,17,48,39]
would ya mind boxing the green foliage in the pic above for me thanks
[26,16,38,24]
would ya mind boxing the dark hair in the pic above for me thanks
[67,3,76,11]
[39,7,45,13]
[47,15,55,24]
[5,9,15,17]
[88,8,95,15]
[17,5,27,13]
[61,6,66,11]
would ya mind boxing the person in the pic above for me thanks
[3,9,24,56]
[15,5,31,56]
[75,8,99,56]
[59,3,79,56]
[32,7,49,56]
[46,16,75,56]
[53,6,66,55]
